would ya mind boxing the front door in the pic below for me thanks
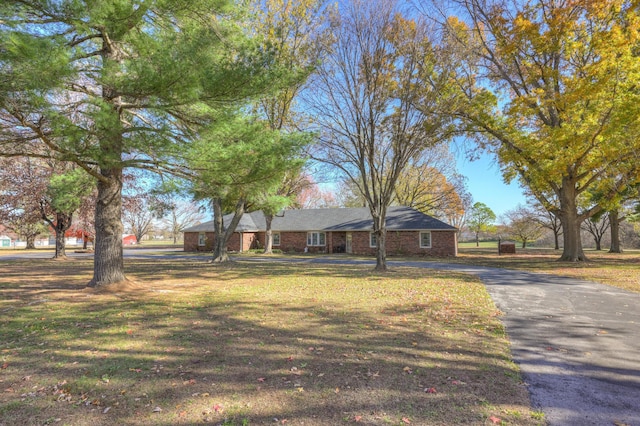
[346,232,352,254]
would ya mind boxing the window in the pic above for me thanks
[198,233,206,246]
[273,232,281,246]
[370,232,377,248]
[307,232,326,246]
[420,231,431,248]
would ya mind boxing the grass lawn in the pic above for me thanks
[451,247,640,293]
[0,257,541,426]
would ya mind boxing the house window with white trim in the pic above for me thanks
[370,232,377,248]
[420,231,432,248]
[307,232,325,246]
[273,232,281,246]
[198,232,206,246]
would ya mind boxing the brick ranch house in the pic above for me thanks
[183,206,458,257]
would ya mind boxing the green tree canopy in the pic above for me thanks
[444,0,640,261]
[0,0,289,286]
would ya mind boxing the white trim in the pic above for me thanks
[419,231,432,248]
[307,231,326,246]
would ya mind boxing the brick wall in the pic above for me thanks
[351,230,457,257]
[185,229,457,257]
[183,232,260,252]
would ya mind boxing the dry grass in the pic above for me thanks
[0,257,540,426]
[449,247,640,293]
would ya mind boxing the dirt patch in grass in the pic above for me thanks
[0,258,542,425]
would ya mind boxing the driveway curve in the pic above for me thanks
[2,251,638,424]
[240,256,640,426]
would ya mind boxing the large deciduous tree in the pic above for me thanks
[308,0,454,271]
[0,0,282,287]
[0,158,48,248]
[444,0,640,261]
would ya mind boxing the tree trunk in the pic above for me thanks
[553,231,560,250]
[211,198,246,263]
[25,234,36,249]
[609,209,623,253]
[522,240,527,249]
[263,213,274,254]
[475,232,480,247]
[372,210,387,271]
[52,212,73,259]
[594,236,602,251]
[557,182,587,261]
[88,169,126,287]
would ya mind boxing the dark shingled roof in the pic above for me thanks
[183,206,457,233]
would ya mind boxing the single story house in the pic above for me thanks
[183,206,457,257]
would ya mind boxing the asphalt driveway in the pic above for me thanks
[422,262,640,426]
[241,257,640,426]
[2,251,638,425]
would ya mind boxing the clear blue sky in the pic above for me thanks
[455,151,528,218]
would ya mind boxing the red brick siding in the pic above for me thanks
[183,231,260,252]
[185,229,457,256]
[350,230,457,256]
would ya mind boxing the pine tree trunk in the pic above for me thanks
[263,214,274,254]
[558,182,587,261]
[88,169,125,287]
[609,209,623,253]
[211,198,246,263]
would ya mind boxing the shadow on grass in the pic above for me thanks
[0,257,538,426]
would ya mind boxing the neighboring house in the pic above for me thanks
[183,206,458,257]
[123,234,137,245]
[0,235,11,248]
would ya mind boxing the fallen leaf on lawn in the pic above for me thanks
[402,366,413,374]
[257,377,266,382]
[402,417,411,424]
[489,415,501,424]
[178,410,187,417]
[424,387,437,393]
[213,404,223,413]
[152,407,162,413]
[334,387,340,393]
[317,373,325,377]
[354,415,363,422]
[1,363,7,369]
[103,407,111,414]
